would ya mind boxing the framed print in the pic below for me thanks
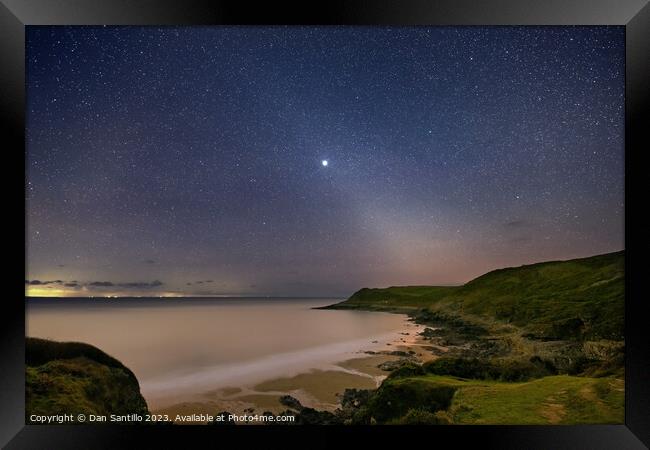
[2,0,649,448]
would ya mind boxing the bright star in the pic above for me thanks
[321,160,328,167]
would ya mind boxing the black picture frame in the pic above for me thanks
[2,1,649,448]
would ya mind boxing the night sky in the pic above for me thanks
[25,26,624,297]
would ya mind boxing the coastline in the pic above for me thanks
[150,313,439,423]
[26,252,625,425]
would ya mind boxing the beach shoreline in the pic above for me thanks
[150,315,440,423]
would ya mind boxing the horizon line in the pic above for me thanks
[24,295,348,300]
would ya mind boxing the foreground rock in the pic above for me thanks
[377,358,415,371]
[276,395,342,425]
[26,337,149,420]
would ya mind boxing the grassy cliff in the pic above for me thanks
[327,251,625,425]
[26,338,149,419]
[330,251,624,341]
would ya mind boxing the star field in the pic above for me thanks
[26,26,624,297]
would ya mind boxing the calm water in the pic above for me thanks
[26,298,410,407]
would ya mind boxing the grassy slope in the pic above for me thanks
[26,338,149,417]
[332,251,624,341]
[330,251,624,424]
[381,374,623,424]
[331,286,455,312]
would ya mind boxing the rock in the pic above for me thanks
[341,388,372,410]
[420,327,440,338]
[583,340,624,360]
[377,358,413,371]
[279,395,303,410]
[423,345,447,356]
[441,337,466,347]
[25,338,149,418]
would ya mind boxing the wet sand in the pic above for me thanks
[152,319,443,423]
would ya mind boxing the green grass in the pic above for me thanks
[382,374,624,425]
[26,337,137,377]
[332,251,624,341]
[331,252,625,425]
[446,374,624,424]
[327,286,455,312]
[26,338,149,419]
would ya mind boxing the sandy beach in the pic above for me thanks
[152,318,443,423]
[27,297,444,424]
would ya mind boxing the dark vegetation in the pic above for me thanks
[355,380,456,424]
[275,395,342,425]
[321,251,625,425]
[26,337,137,378]
[26,337,149,420]
[412,356,557,382]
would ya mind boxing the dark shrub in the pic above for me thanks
[550,317,586,340]
[497,359,550,382]
[423,356,555,381]
[566,355,597,375]
[390,408,450,425]
[278,395,302,410]
[529,355,558,374]
[423,357,496,379]
[341,388,373,409]
[386,362,425,379]
[349,406,373,425]
[367,379,456,423]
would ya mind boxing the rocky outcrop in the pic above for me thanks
[26,338,149,420]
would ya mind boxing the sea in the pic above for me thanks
[26,297,411,407]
